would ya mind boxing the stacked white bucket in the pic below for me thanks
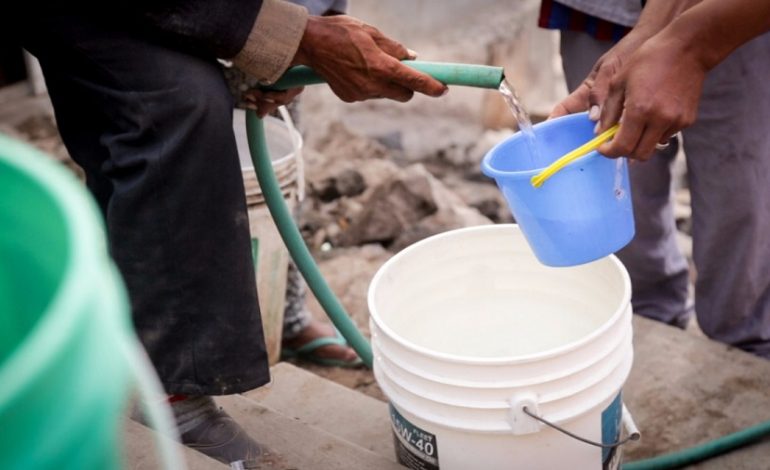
[234,109,303,365]
[368,225,635,470]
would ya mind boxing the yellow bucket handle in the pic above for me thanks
[531,124,619,188]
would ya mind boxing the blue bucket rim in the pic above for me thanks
[481,111,606,180]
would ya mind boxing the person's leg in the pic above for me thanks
[681,34,770,358]
[281,260,361,365]
[281,260,313,339]
[24,14,270,394]
[560,30,691,326]
[23,12,270,464]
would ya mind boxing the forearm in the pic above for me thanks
[655,0,770,72]
[635,0,702,37]
[232,0,308,84]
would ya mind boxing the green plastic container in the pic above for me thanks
[0,134,133,469]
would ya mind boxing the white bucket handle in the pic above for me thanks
[514,402,641,449]
[277,106,305,202]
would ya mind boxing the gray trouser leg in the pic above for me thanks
[681,34,770,357]
[560,31,691,326]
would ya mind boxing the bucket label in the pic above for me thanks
[389,404,439,470]
[601,393,623,470]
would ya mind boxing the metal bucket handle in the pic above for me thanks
[508,393,640,449]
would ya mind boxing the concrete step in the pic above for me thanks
[124,393,399,470]
[625,316,770,469]
[217,394,401,470]
[242,363,395,461]
[122,419,227,470]
[123,363,399,470]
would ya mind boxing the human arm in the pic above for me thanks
[598,0,770,159]
[231,1,446,102]
[286,15,447,102]
[550,0,701,120]
[133,0,446,107]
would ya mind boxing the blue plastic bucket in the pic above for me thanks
[481,112,634,266]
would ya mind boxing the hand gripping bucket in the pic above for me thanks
[481,112,635,266]
[368,225,638,470]
[0,135,182,469]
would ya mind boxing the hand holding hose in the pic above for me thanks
[291,15,448,102]
[242,87,305,118]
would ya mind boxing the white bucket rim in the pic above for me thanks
[237,112,304,171]
[367,224,632,366]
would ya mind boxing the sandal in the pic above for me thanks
[281,329,364,368]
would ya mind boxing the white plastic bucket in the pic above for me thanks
[234,109,303,365]
[368,224,635,470]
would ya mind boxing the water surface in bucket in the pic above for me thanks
[387,277,608,358]
[499,79,544,168]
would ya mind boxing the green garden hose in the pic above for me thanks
[247,61,770,469]
[246,110,374,367]
[622,419,770,469]
[248,61,504,369]
[266,61,505,91]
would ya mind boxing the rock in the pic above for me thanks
[312,168,367,202]
[313,121,391,163]
[448,179,513,223]
[304,122,401,203]
[374,131,404,151]
[391,206,493,252]
[337,164,439,246]
[467,129,515,167]
[338,163,493,248]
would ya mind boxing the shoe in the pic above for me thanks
[281,329,364,368]
[180,408,264,467]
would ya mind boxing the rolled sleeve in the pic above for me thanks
[232,0,309,85]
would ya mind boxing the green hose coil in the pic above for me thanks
[246,111,374,367]
[622,419,770,469]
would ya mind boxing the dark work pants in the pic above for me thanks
[21,13,270,394]
[560,30,770,358]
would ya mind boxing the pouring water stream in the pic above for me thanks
[498,79,543,168]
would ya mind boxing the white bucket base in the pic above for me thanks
[385,391,624,470]
[368,225,634,470]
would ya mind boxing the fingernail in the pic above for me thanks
[589,105,600,121]
[594,121,601,134]
[440,87,449,97]
[407,48,418,60]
